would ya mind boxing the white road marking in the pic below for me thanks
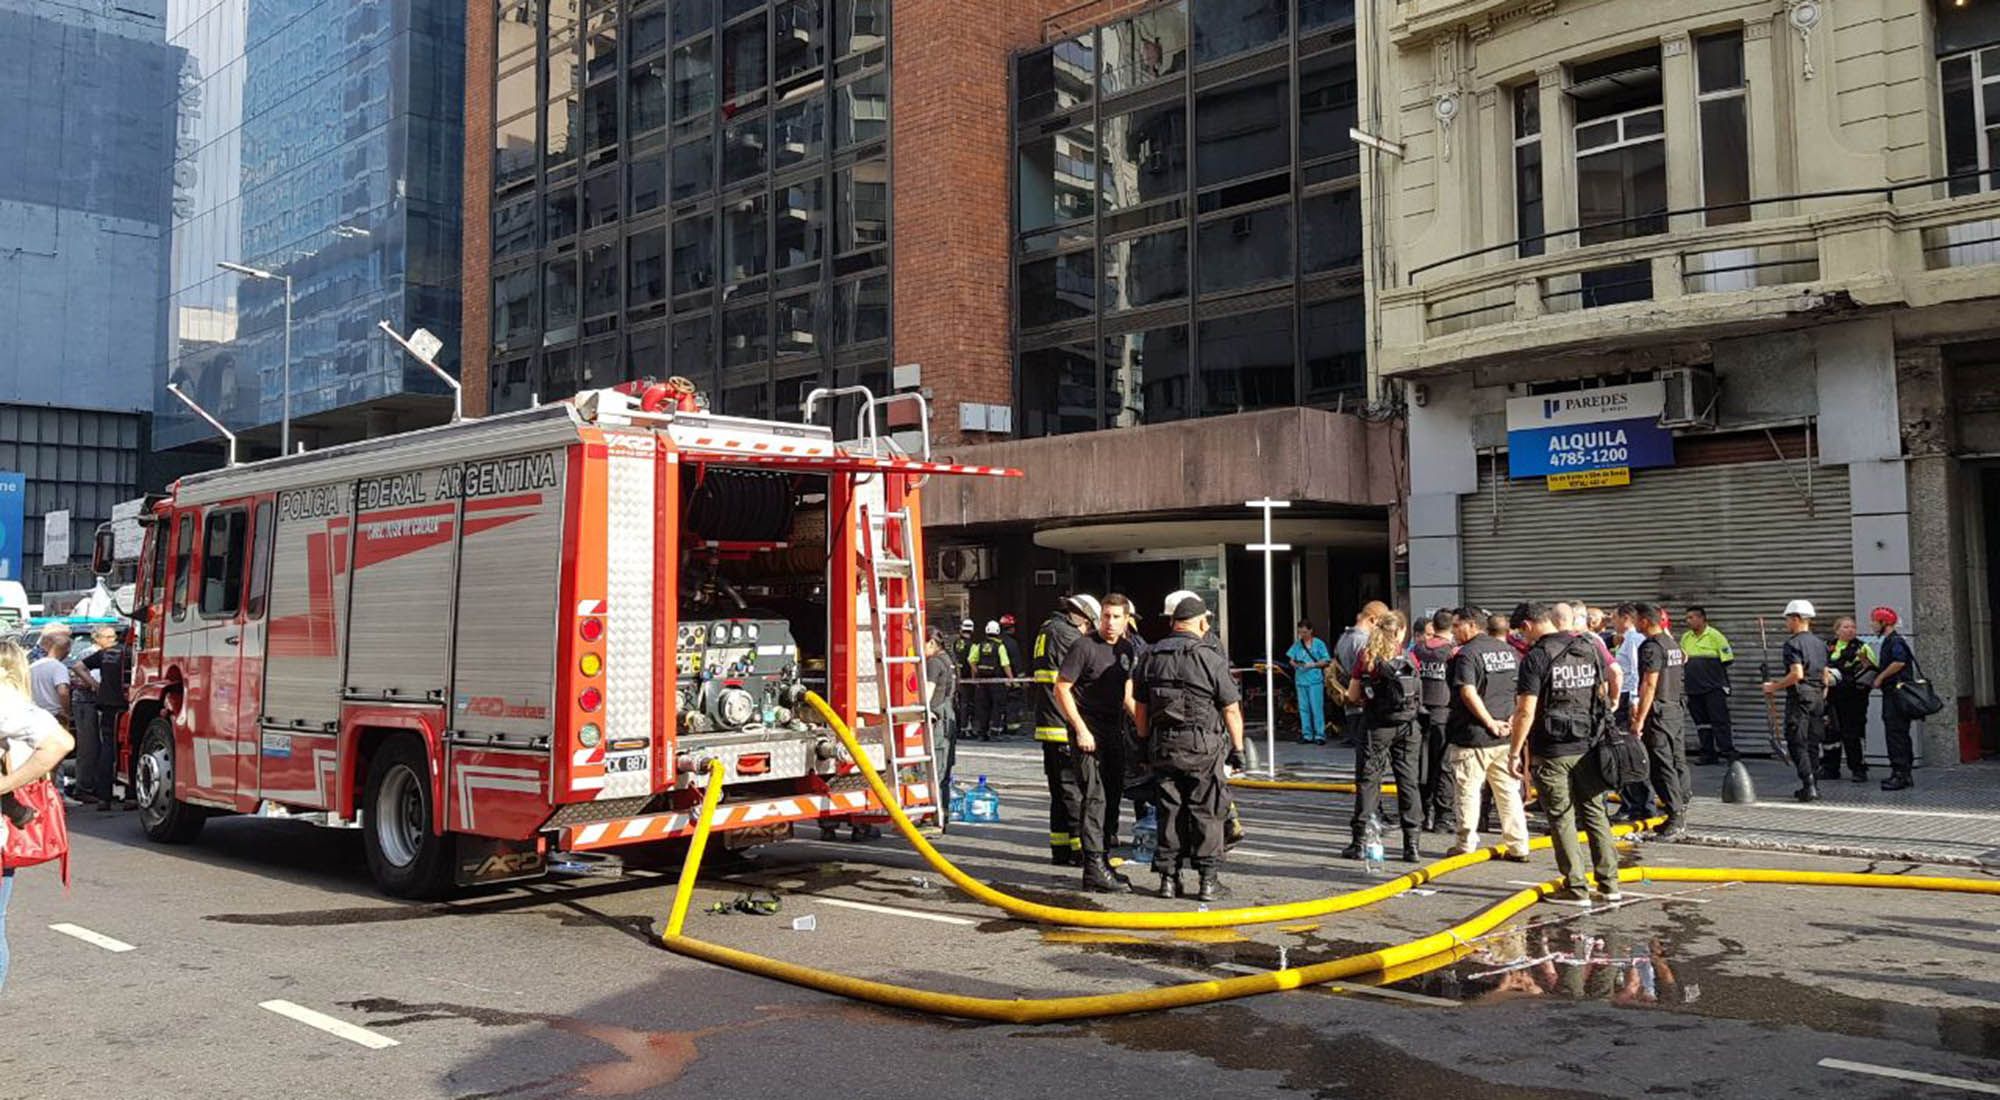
[1706,800,1998,822]
[1326,982,1462,1008]
[1818,1058,2000,1095]
[47,923,135,953]
[806,896,979,926]
[259,1000,401,1050]
[1213,964,1458,1007]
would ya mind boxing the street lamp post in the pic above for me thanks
[217,260,293,454]
[165,383,238,466]
[1246,498,1292,780]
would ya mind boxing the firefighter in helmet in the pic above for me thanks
[1033,594,1099,866]
[967,620,1014,742]
[998,612,1028,737]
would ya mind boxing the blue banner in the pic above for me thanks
[1507,417,1674,479]
[0,472,20,581]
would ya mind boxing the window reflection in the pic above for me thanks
[1020,343,1098,436]
[1198,307,1293,414]
[1103,324,1189,426]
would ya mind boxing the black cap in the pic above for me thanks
[1170,595,1210,622]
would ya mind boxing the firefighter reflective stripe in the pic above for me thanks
[1033,669,1056,683]
[1049,831,1080,850]
[1035,726,1070,743]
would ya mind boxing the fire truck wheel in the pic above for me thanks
[136,716,206,844]
[362,736,454,898]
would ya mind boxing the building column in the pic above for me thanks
[1406,376,1477,615]
[1536,66,1574,251]
[1897,345,1973,766]
[1742,16,1785,205]
[1660,31,1701,232]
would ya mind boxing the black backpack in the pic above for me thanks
[1366,655,1422,724]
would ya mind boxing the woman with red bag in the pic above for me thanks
[0,641,75,991]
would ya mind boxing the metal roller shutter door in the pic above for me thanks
[1460,457,1853,743]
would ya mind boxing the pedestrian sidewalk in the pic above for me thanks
[1250,735,2000,868]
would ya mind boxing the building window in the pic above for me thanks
[544,258,580,341]
[1020,343,1099,436]
[1302,295,1363,404]
[1019,250,1095,329]
[494,268,538,349]
[1018,125,1098,233]
[1100,101,1186,215]
[1191,0,1285,66]
[1103,225,1188,312]
[1513,84,1543,256]
[1571,46,1665,245]
[1194,69,1288,189]
[1696,30,1749,225]
[1940,46,2000,195]
[1103,323,1190,426]
[496,2,540,189]
[1197,306,1293,415]
[1016,33,1093,122]
[1196,202,1291,295]
[1100,2,1186,97]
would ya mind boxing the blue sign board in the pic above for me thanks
[1506,417,1676,478]
[0,472,21,581]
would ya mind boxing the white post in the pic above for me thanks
[1246,498,1292,780]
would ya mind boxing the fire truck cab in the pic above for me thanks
[116,385,1013,896]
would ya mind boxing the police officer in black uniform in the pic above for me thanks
[1630,603,1691,837]
[1053,594,1140,893]
[1762,599,1830,802]
[1510,602,1621,905]
[1133,593,1243,902]
[1342,610,1425,862]
[1409,609,1457,833]
[1032,595,1098,865]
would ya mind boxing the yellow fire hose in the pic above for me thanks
[792,691,1638,929]
[659,747,2000,1024]
[1229,777,1385,794]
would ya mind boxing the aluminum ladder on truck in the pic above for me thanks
[803,384,947,832]
[858,499,945,830]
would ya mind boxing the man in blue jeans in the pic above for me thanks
[1287,620,1331,743]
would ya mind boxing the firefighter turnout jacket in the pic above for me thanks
[1033,612,1084,743]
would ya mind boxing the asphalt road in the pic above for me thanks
[4,739,1998,1099]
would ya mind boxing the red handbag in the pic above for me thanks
[2,765,70,888]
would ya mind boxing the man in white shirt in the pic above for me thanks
[28,629,72,726]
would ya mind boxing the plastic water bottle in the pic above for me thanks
[1130,805,1159,868]
[965,776,1002,823]
[947,781,970,823]
[1363,821,1386,877]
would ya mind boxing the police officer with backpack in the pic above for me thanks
[1510,602,1622,905]
[1409,609,1458,833]
[1342,610,1426,863]
[1132,593,1243,902]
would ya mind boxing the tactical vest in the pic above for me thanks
[1537,635,1604,749]
[1137,634,1221,735]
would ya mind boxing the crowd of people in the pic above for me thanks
[928,590,1929,907]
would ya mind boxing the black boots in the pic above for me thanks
[1155,870,1184,899]
[1081,858,1129,894]
[1196,868,1221,902]
[1402,829,1421,863]
[1051,845,1079,867]
[1881,771,1913,791]
[1794,779,1820,803]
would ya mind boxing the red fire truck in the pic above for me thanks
[102,384,1013,896]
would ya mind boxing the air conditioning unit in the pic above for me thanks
[931,546,994,584]
[1659,366,1718,429]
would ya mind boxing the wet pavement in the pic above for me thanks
[4,736,1997,1098]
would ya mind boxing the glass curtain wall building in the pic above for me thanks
[487,0,890,418]
[156,0,465,450]
[1013,0,1363,438]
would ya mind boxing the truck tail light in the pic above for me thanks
[579,617,604,643]
[579,653,602,677]
[578,687,603,712]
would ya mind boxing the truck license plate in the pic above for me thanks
[605,754,648,773]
